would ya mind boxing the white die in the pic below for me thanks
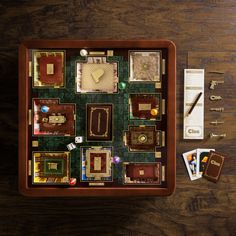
[67,143,76,151]
[75,136,83,143]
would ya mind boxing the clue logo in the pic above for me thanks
[186,126,202,137]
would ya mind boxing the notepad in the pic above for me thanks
[183,69,204,139]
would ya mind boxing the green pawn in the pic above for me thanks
[118,82,126,90]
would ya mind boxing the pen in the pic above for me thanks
[187,92,202,116]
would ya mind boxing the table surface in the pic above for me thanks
[0,0,235,235]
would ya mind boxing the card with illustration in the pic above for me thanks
[197,148,215,176]
[182,149,201,181]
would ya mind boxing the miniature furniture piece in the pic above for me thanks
[19,40,176,196]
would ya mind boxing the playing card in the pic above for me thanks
[182,149,201,181]
[197,148,215,176]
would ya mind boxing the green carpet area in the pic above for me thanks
[33,55,157,182]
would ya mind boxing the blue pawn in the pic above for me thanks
[41,105,49,113]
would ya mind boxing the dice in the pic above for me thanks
[67,143,76,151]
[75,136,83,143]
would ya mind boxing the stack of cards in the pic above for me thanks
[182,149,215,181]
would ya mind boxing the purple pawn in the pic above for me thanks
[113,156,120,164]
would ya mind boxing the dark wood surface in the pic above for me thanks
[0,0,235,235]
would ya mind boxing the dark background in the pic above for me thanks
[0,0,236,235]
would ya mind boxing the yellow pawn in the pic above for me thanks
[150,108,158,116]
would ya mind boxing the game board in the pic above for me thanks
[19,40,176,196]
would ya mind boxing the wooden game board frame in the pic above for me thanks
[19,40,176,197]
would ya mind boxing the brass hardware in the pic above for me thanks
[210,133,226,139]
[208,71,224,74]
[209,80,224,90]
[155,152,162,158]
[107,50,114,56]
[155,82,162,89]
[210,120,224,125]
[162,131,165,147]
[28,160,32,176]
[210,107,224,112]
[138,134,148,143]
[162,59,166,75]
[32,140,39,147]
[210,95,222,101]
[29,61,32,77]
[89,51,105,55]
[162,165,165,181]
[28,109,32,125]
[162,99,165,115]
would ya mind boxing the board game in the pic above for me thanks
[19,40,176,196]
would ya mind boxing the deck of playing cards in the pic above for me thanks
[182,148,215,181]
[203,151,226,183]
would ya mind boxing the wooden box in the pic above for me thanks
[19,40,176,196]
